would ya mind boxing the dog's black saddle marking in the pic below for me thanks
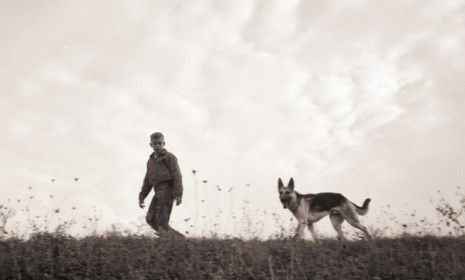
[306,192,347,212]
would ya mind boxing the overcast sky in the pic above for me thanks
[1,0,464,238]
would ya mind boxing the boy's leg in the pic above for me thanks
[156,184,184,238]
[164,198,184,238]
[145,195,159,231]
[153,185,170,234]
[157,185,173,230]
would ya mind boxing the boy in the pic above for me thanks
[139,132,183,237]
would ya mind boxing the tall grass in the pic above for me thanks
[1,234,465,279]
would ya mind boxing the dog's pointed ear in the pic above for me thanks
[288,177,295,189]
[278,178,284,189]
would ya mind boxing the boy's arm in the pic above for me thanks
[138,161,152,203]
[166,154,183,199]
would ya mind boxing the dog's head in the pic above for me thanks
[278,177,297,209]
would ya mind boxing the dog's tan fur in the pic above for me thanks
[278,177,371,241]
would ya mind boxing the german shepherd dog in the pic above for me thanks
[278,177,371,241]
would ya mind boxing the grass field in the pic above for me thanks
[1,233,465,279]
[1,187,464,279]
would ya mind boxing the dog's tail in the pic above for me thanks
[352,198,371,215]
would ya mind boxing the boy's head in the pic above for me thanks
[150,132,165,152]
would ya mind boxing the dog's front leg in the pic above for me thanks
[307,223,319,242]
[293,220,307,240]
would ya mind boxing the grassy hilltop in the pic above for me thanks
[1,187,464,279]
[1,233,465,280]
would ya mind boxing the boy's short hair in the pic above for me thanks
[150,132,164,141]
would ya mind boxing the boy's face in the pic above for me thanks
[150,137,165,152]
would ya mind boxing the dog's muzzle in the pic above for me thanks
[280,198,290,209]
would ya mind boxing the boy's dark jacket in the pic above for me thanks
[139,148,183,202]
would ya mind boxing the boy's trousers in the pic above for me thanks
[145,182,174,232]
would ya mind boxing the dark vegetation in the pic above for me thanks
[1,234,465,279]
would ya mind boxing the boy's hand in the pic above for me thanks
[139,200,145,209]
[175,197,182,206]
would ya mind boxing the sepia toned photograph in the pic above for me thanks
[1,1,464,279]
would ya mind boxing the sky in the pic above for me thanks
[1,0,464,239]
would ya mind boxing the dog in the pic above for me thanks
[278,177,371,241]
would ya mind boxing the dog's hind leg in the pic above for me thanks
[307,222,319,242]
[346,218,371,240]
[344,212,372,240]
[329,210,344,240]
[340,203,372,240]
